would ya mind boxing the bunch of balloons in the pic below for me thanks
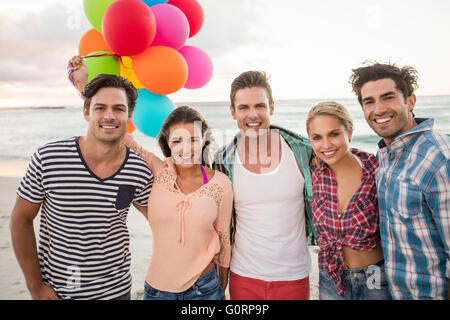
[79,0,213,137]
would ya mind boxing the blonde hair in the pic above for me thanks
[306,101,353,134]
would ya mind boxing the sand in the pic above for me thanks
[0,162,319,300]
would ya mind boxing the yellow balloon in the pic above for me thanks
[120,56,144,89]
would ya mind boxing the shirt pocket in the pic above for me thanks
[312,196,331,240]
[389,181,423,221]
[351,197,378,234]
[115,185,137,210]
[312,197,327,223]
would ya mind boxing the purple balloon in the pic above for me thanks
[150,4,189,50]
[179,46,213,89]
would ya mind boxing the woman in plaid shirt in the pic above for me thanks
[306,102,391,300]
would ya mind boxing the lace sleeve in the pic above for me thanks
[213,175,233,268]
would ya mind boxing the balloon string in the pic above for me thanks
[81,53,122,64]
[67,63,79,87]
[82,53,132,70]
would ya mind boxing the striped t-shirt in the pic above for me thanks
[17,137,153,300]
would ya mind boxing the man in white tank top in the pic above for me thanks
[213,71,316,299]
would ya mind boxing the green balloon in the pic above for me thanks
[83,0,116,33]
[84,51,120,82]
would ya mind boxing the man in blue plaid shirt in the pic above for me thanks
[350,61,449,300]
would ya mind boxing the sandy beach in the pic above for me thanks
[0,162,319,300]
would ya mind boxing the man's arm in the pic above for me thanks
[426,162,449,299]
[133,204,148,219]
[68,55,88,94]
[218,266,229,293]
[9,196,59,300]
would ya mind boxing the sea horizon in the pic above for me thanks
[1,94,449,169]
[1,94,450,110]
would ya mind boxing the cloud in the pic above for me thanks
[0,3,89,83]
[0,1,261,84]
[1,0,449,105]
[186,1,266,58]
[0,1,276,82]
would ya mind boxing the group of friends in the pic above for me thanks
[9,57,449,300]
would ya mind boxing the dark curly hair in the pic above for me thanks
[157,106,217,168]
[349,60,419,105]
[82,74,138,114]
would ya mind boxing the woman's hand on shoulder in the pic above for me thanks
[121,133,137,149]
[122,133,164,173]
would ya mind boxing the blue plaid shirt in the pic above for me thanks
[376,118,450,299]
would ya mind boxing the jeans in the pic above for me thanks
[143,266,225,300]
[319,259,392,300]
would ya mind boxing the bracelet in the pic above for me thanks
[67,60,80,87]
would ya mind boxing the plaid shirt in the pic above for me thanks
[213,125,317,246]
[376,118,450,300]
[310,148,380,298]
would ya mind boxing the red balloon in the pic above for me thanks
[168,0,204,38]
[102,0,156,56]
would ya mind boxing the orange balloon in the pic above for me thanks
[133,46,188,95]
[78,28,112,56]
[120,56,144,89]
[126,121,136,134]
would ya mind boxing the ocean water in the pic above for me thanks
[1,95,449,163]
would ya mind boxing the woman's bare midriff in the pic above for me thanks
[200,261,215,276]
[343,243,384,269]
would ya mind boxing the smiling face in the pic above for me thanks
[308,114,353,167]
[360,78,416,145]
[84,87,131,144]
[167,122,204,168]
[230,86,274,139]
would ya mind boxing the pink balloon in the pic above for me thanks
[179,46,213,89]
[150,4,189,50]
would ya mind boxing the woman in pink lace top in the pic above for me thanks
[123,106,233,300]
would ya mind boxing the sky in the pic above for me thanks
[0,0,449,107]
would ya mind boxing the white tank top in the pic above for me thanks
[231,137,311,281]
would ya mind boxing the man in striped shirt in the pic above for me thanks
[10,74,153,300]
[350,62,449,299]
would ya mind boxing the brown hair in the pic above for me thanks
[349,60,419,105]
[306,101,353,133]
[82,74,138,113]
[157,106,217,167]
[230,71,273,108]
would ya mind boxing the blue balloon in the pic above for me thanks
[133,89,175,137]
[141,0,168,7]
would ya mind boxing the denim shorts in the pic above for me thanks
[319,259,392,300]
[143,265,225,300]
